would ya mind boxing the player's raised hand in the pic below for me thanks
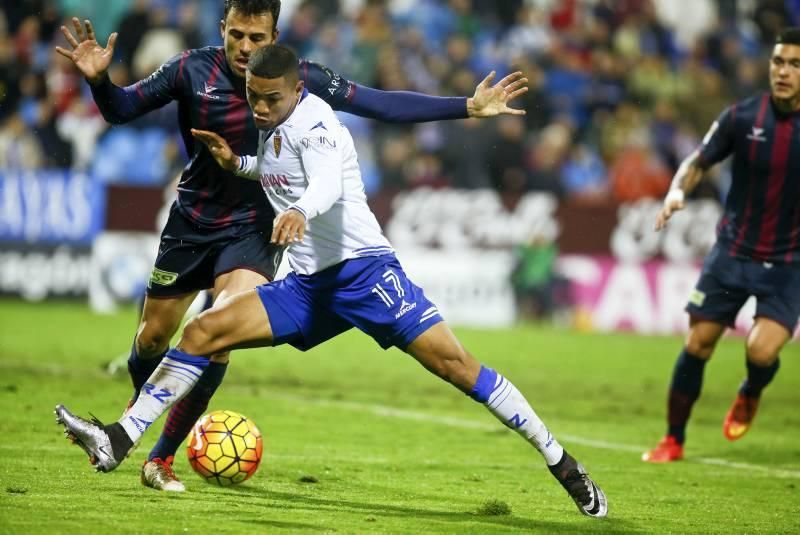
[272,208,306,245]
[55,17,117,84]
[467,71,528,118]
[655,190,685,231]
[191,129,240,172]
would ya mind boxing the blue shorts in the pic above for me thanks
[686,243,800,333]
[147,204,283,297]
[256,254,443,351]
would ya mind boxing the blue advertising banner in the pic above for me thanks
[0,170,106,245]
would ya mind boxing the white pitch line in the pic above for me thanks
[265,392,800,480]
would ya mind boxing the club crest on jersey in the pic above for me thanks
[274,135,282,158]
[746,126,766,142]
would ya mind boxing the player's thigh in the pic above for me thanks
[405,322,481,392]
[750,263,800,358]
[208,269,269,363]
[746,317,792,366]
[684,317,727,359]
[213,231,283,299]
[211,268,269,305]
[138,292,199,352]
[178,289,273,356]
[685,249,748,352]
[149,209,218,297]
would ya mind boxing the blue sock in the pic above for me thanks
[127,340,166,403]
[667,350,707,444]
[148,361,228,461]
[469,366,498,403]
[740,357,780,398]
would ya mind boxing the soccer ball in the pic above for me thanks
[187,410,263,486]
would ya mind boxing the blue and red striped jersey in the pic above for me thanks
[90,46,467,229]
[697,92,800,264]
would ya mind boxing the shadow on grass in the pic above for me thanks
[220,486,635,532]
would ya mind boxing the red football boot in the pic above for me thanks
[642,435,684,463]
[723,393,760,441]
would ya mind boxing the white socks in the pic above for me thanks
[119,350,208,443]
[471,366,565,466]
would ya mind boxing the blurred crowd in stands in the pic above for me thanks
[1,0,797,203]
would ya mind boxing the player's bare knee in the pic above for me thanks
[136,324,173,357]
[180,315,217,355]
[684,334,716,359]
[745,341,778,366]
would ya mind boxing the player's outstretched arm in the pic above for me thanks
[304,61,527,123]
[467,71,528,118]
[655,150,705,231]
[55,17,117,84]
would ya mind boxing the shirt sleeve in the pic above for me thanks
[290,125,343,219]
[696,105,735,169]
[235,130,264,180]
[90,51,188,124]
[235,155,260,180]
[299,59,468,123]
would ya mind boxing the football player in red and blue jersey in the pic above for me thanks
[643,28,800,463]
[55,0,528,490]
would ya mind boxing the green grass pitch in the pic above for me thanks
[0,300,798,533]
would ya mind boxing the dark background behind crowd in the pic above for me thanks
[1,0,796,203]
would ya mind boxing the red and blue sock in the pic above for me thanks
[740,357,780,398]
[667,349,707,445]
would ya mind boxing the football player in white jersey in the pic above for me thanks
[56,45,607,518]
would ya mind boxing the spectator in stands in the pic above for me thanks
[0,113,44,170]
[0,0,791,194]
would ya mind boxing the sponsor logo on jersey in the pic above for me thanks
[260,173,290,188]
[395,299,417,319]
[149,267,178,287]
[746,126,766,142]
[301,136,336,149]
[327,74,342,95]
[311,121,327,131]
[196,82,221,100]
[274,134,282,158]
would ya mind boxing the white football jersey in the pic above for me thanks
[237,91,393,275]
